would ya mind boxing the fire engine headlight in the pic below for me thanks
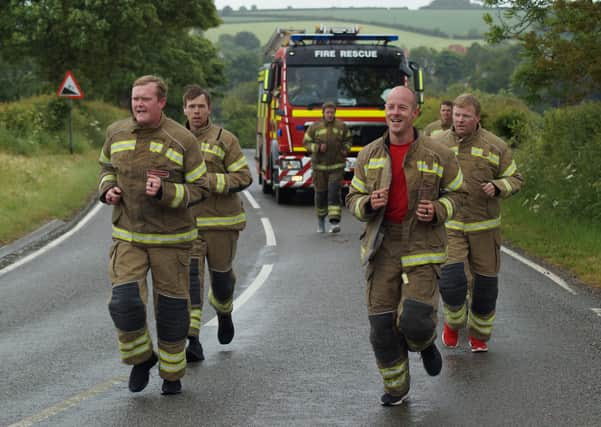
[280,159,302,170]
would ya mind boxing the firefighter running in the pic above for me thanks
[303,102,352,233]
[182,85,252,361]
[423,100,453,137]
[99,75,210,395]
[346,86,466,406]
[435,93,524,352]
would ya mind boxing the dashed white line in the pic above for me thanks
[0,203,104,278]
[591,308,601,318]
[261,217,277,246]
[243,190,260,209]
[501,246,577,295]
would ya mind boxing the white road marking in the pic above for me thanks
[205,264,274,327]
[0,203,104,278]
[591,308,601,318]
[501,246,577,295]
[243,190,260,209]
[261,217,277,246]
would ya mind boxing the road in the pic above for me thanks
[1,151,600,426]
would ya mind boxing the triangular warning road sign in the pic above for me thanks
[57,71,84,99]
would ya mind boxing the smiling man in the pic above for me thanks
[346,86,466,406]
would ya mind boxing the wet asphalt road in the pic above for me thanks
[1,152,600,426]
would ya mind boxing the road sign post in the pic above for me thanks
[57,71,84,154]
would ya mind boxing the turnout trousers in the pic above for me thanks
[107,240,190,381]
[365,223,440,397]
[439,228,501,341]
[313,168,343,223]
[187,230,239,338]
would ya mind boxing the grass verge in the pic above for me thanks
[502,196,601,288]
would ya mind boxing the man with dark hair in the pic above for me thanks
[99,75,210,395]
[182,85,252,361]
[304,101,352,233]
[423,100,453,136]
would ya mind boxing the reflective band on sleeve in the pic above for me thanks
[201,142,225,160]
[445,169,463,191]
[351,176,368,193]
[227,156,248,172]
[354,195,369,220]
[499,178,512,193]
[186,162,207,182]
[112,226,197,244]
[99,174,116,191]
[111,140,136,155]
[417,160,443,177]
[216,173,226,193]
[439,197,453,218]
[310,143,319,153]
[170,183,184,208]
[445,216,501,232]
[165,148,183,166]
[500,160,517,177]
[196,213,246,228]
[149,141,164,153]
[401,251,447,267]
[99,150,111,165]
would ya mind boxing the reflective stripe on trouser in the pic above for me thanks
[108,240,191,380]
[313,168,343,221]
[187,230,239,336]
[468,274,499,341]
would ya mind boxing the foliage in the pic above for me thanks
[216,32,262,90]
[484,0,601,105]
[214,82,257,148]
[0,55,49,101]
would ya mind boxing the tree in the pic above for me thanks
[484,0,601,105]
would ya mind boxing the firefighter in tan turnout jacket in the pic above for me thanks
[99,76,210,395]
[435,93,523,353]
[304,102,352,233]
[182,85,252,362]
[346,87,466,406]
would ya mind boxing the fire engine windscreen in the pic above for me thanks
[286,66,405,107]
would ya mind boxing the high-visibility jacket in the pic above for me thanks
[347,128,466,266]
[303,119,352,171]
[423,119,451,137]
[98,114,209,247]
[188,121,252,231]
[435,126,524,233]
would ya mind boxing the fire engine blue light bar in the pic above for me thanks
[290,34,398,42]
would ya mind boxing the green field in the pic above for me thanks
[222,7,500,38]
[205,20,481,51]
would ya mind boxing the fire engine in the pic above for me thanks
[256,26,423,203]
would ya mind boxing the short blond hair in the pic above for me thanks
[133,75,167,99]
[453,93,481,116]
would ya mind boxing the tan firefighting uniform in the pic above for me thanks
[346,129,465,398]
[436,125,523,341]
[423,119,451,137]
[304,118,352,222]
[186,120,252,337]
[98,114,209,381]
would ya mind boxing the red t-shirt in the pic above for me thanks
[385,142,412,223]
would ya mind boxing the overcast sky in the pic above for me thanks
[214,0,433,10]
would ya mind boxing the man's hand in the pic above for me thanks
[105,186,122,205]
[370,188,389,210]
[416,200,435,222]
[482,182,496,198]
[319,143,327,153]
[146,174,162,197]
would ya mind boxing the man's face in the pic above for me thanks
[385,88,419,137]
[183,94,211,131]
[323,107,336,122]
[453,104,480,137]
[440,104,453,126]
[131,83,166,128]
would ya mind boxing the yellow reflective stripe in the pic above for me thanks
[201,142,225,160]
[444,304,467,327]
[310,143,319,153]
[149,141,164,153]
[355,195,369,220]
[468,312,496,335]
[499,178,512,193]
[215,173,226,193]
[227,156,248,172]
[165,148,183,166]
[190,308,202,329]
[196,212,246,227]
[119,331,151,359]
[489,153,499,165]
[99,150,111,164]
[313,163,345,170]
[439,197,453,218]
[303,133,313,142]
[208,287,233,313]
[316,207,328,216]
[186,161,207,182]
[159,349,186,373]
[379,360,408,388]
[99,174,116,190]
[450,146,459,154]
[111,140,136,155]
[170,183,185,208]
[401,251,447,267]
[351,176,368,193]
[328,206,342,215]
[112,226,197,244]
[500,160,517,177]
[471,147,499,166]
[417,160,443,177]
[315,128,327,137]
[445,216,501,232]
[445,169,463,191]
[365,157,386,171]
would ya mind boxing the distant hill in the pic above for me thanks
[421,0,484,9]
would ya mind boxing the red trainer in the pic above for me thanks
[469,336,488,353]
[442,323,458,348]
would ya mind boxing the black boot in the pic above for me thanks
[217,313,235,344]
[186,336,205,362]
[161,379,182,395]
[421,343,442,376]
[128,352,158,392]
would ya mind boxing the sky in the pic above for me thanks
[214,0,433,11]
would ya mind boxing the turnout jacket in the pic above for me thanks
[303,119,352,170]
[188,120,252,231]
[346,128,466,267]
[423,119,451,137]
[98,114,209,247]
[435,126,523,232]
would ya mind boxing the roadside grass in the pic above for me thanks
[0,149,99,245]
[502,196,601,288]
